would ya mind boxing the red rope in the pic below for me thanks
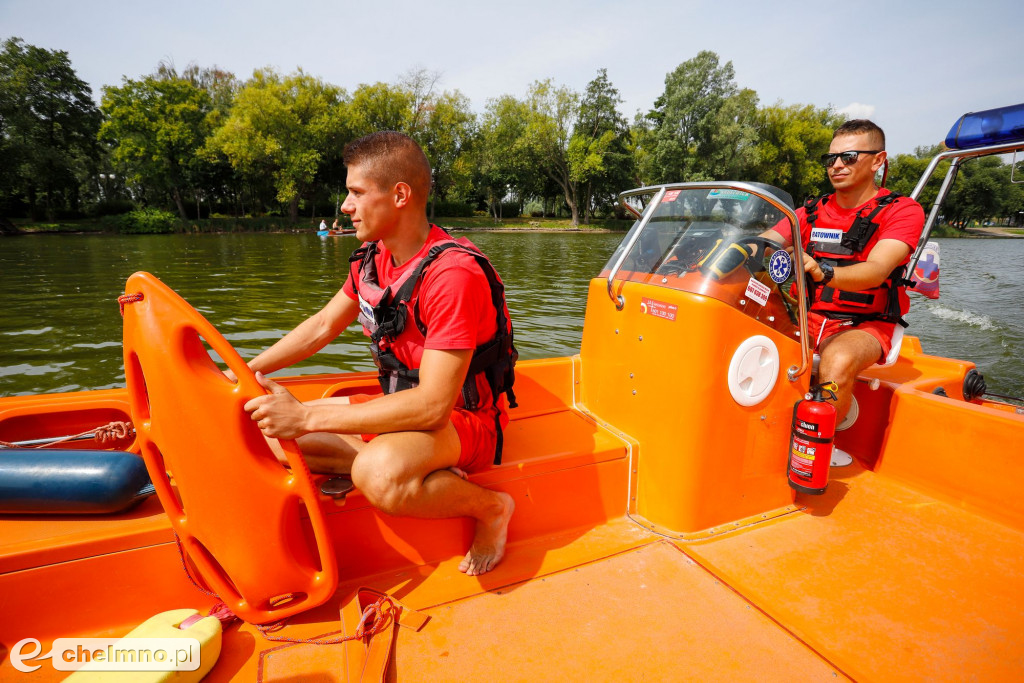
[255,596,396,645]
[171,531,394,645]
[0,421,134,449]
[118,292,144,316]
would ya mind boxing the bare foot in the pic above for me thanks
[458,492,514,576]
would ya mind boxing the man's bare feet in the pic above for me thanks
[458,492,514,576]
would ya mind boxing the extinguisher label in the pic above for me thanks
[797,419,818,432]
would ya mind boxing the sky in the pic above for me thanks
[3,0,1023,157]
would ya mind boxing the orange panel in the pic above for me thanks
[578,278,803,534]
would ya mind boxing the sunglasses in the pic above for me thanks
[820,150,882,167]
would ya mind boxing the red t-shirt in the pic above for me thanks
[342,225,497,368]
[775,189,924,264]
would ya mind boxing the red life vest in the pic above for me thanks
[348,232,518,463]
[801,191,912,325]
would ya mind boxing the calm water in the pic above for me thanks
[1,233,1023,399]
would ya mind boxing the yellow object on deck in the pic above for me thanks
[64,609,221,682]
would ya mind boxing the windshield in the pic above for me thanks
[603,185,801,340]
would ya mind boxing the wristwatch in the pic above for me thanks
[816,261,835,286]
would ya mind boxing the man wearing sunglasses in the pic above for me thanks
[762,120,925,465]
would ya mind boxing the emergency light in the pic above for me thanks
[945,103,1024,150]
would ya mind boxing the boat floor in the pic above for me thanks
[220,462,1017,681]
[2,446,1022,680]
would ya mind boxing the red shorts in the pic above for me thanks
[808,312,896,364]
[347,393,498,473]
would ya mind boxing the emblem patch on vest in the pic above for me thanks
[810,228,842,243]
[768,250,792,284]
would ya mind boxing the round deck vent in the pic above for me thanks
[727,335,779,406]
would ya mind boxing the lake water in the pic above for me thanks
[1,233,1023,400]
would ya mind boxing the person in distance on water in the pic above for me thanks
[761,120,925,463]
[240,131,517,576]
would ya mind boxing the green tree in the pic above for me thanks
[475,94,536,220]
[0,37,101,221]
[348,81,414,137]
[572,69,633,222]
[641,51,747,184]
[886,144,948,217]
[524,80,583,225]
[945,156,1013,228]
[101,75,213,219]
[207,68,347,222]
[417,90,476,219]
[753,103,842,203]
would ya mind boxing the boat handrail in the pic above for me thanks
[607,186,665,310]
[908,139,1024,275]
[614,181,811,381]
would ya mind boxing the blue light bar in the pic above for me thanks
[945,103,1024,150]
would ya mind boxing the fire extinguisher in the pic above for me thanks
[788,381,839,495]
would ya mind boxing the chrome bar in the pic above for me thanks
[907,158,961,276]
[909,139,1024,201]
[907,139,1024,274]
[607,186,666,310]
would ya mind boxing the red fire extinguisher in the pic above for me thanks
[788,381,839,495]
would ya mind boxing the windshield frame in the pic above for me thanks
[611,181,811,381]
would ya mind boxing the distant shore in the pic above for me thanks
[4,216,1021,237]
[3,215,634,236]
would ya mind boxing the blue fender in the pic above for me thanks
[0,449,154,514]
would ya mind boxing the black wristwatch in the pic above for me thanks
[816,261,835,286]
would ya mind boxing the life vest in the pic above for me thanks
[348,231,518,464]
[801,191,913,326]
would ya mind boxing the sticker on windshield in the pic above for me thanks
[662,190,681,203]
[745,278,770,306]
[707,189,750,201]
[768,250,792,284]
[810,227,843,243]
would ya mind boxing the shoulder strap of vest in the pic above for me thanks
[349,242,379,285]
[843,191,903,252]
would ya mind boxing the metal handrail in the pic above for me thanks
[907,139,1024,275]
[613,181,811,381]
[606,186,665,310]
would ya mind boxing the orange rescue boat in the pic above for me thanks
[1,105,1023,681]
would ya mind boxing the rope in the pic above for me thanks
[255,595,396,645]
[118,292,144,316]
[172,530,394,644]
[0,421,134,449]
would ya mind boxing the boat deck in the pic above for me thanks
[2,354,1023,680]
[5,464,1021,681]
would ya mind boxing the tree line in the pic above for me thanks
[2,36,1022,232]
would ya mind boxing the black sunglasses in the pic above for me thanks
[820,150,882,167]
